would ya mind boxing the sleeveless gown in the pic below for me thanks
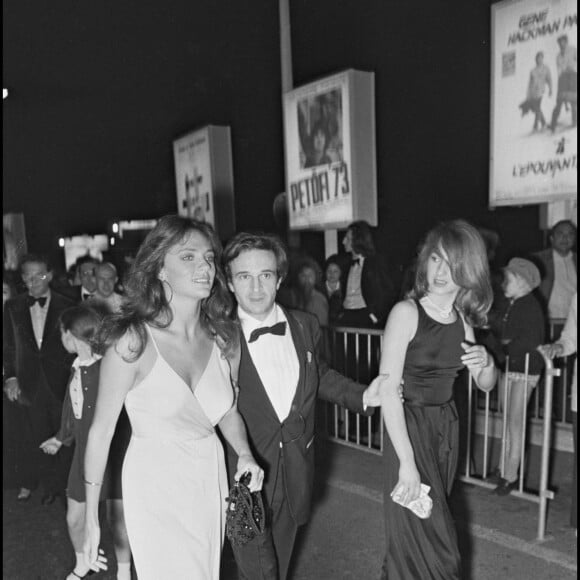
[122,327,234,580]
[381,300,465,580]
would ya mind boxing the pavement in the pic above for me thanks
[3,438,577,580]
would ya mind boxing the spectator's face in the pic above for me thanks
[96,266,117,298]
[227,249,281,321]
[550,223,576,256]
[325,263,341,284]
[342,230,354,254]
[536,53,544,66]
[79,262,97,292]
[502,270,525,299]
[21,261,52,298]
[298,267,316,290]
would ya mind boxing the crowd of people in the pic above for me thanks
[2,215,577,579]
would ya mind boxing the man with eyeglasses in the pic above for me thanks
[222,233,380,580]
[3,254,75,505]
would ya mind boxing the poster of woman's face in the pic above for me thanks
[297,88,343,169]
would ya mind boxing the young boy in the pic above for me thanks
[490,258,545,495]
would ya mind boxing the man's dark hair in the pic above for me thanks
[348,221,376,257]
[19,253,52,272]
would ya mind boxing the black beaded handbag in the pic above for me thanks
[225,472,266,546]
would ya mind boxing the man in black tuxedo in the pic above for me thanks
[60,255,100,303]
[338,220,395,329]
[3,254,75,504]
[223,233,379,580]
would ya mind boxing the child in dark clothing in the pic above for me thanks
[40,305,131,580]
[489,258,545,495]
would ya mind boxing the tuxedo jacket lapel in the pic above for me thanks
[239,333,281,423]
[284,310,309,410]
[42,299,61,349]
[17,299,39,351]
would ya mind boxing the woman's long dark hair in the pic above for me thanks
[411,219,492,328]
[98,215,238,360]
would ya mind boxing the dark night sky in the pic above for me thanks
[3,0,544,273]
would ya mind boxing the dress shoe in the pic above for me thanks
[486,468,502,485]
[41,493,57,505]
[493,477,518,496]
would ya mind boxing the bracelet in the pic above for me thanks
[84,479,102,487]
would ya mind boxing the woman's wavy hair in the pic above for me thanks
[347,221,376,257]
[98,215,238,360]
[411,219,492,328]
[59,305,105,355]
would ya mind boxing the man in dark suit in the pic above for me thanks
[222,233,379,580]
[3,254,75,504]
[531,219,577,326]
[338,220,395,329]
[59,255,100,303]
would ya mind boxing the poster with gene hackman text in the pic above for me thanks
[490,0,577,207]
[283,70,377,230]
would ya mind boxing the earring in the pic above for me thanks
[159,271,167,282]
[160,279,173,303]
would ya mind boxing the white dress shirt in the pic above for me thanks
[69,354,102,419]
[29,291,51,348]
[343,256,367,310]
[238,304,300,422]
[549,251,577,319]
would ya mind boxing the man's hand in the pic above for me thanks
[539,343,564,360]
[3,378,21,402]
[363,374,405,408]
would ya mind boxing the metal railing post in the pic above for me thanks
[536,346,560,541]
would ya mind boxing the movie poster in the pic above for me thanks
[490,0,577,206]
[173,127,216,225]
[283,70,377,230]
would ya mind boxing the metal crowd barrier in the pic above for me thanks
[458,349,559,541]
[320,324,568,541]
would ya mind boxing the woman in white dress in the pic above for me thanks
[83,215,264,579]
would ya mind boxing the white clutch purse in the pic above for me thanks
[391,483,433,519]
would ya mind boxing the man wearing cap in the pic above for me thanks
[488,258,545,495]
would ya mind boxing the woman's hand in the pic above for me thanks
[391,460,421,505]
[461,342,492,371]
[82,523,108,572]
[235,452,264,493]
[39,437,62,455]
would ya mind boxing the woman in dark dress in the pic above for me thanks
[370,220,497,579]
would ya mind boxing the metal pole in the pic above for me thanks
[536,346,560,541]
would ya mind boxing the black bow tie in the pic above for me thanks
[351,257,361,266]
[248,321,287,343]
[82,293,94,301]
[27,295,47,308]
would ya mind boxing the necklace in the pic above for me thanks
[422,295,454,319]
